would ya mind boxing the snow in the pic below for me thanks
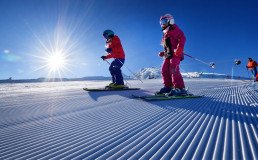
[135,67,248,80]
[0,78,257,159]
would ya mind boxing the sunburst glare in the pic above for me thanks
[28,20,81,79]
[25,1,95,80]
[47,52,66,72]
[30,31,74,79]
[43,48,71,77]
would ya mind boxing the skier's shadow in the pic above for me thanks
[86,89,148,101]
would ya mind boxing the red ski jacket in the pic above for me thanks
[105,35,125,59]
[161,24,186,59]
[247,60,257,69]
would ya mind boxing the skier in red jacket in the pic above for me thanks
[157,14,187,96]
[101,29,126,88]
[246,58,258,82]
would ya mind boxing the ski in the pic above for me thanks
[132,94,203,101]
[83,87,140,91]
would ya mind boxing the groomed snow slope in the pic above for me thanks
[0,79,257,159]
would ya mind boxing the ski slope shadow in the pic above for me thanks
[129,85,258,159]
[136,82,258,125]
[147,96,258,125]
[129,94,258,160]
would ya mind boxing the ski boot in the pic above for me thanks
[105,82,115,89]
[165,88,188,97]
[155,86,172,96]
[108,82,115,86]
[109,84,128,89]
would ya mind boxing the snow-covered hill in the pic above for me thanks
[135,67,162,79]
[135,67,248,80]
[0,67,247,84]
[0,79,257,159]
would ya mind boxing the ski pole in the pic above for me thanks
[183,53,215,68]
[105,59,111,65]
[116,59,144,83]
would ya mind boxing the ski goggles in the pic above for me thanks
[160,18,169,26]
[103,33,109,39]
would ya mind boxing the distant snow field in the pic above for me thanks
[0,78,257,159]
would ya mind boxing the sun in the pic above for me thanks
[28,13,82,79]
[32,47,72,79]
[47,52,66,72]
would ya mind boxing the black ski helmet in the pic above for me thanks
[103,29,114,39]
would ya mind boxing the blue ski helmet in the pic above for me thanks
[103,29,114,39]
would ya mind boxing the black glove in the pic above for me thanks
[105,48,112,53]
[101,56,107,60]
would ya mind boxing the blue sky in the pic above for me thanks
[0,0,257,79]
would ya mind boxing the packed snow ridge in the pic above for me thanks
[0,79,257,159]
